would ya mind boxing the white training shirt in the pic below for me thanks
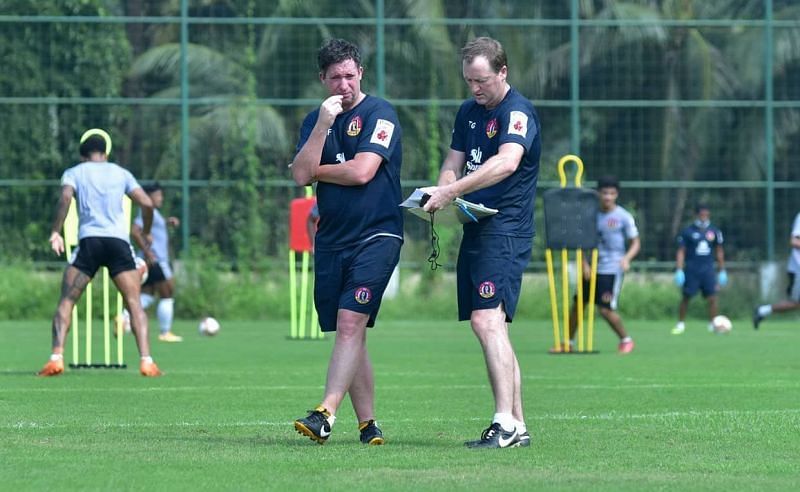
[61,161,140,242]
[788,212,800,274]
[134,208,168,262]
[596,205,639,275]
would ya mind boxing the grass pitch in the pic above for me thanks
[1,317,799,491]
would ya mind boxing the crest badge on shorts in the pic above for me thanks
[478,281,496,299]
[355,287,372,305]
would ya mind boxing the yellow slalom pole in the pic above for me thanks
[299,251,310,339]
[545,249,561,351]
[310,298,320,339]
[103,268,111,366]
[587,249,599,353]
[576,249,584,353]
[116,291,124,365]
[86,281,93,366]
[561,249,570,352]
[289,250,297,339]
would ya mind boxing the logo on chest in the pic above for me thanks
[347,116,362,137]
[485,118,498,139]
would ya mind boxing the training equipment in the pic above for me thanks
[80,128,113,155]
[198,317,220,336]
[64,196,131,369]
[712,315,733,334]
[544,155,599,354]
[135,257,149,284]
[294,406,333,444]
[288,187,323,340]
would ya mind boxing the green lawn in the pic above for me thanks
[1,317,798,491]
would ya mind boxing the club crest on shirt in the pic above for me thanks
[478,281,496,299]
[508,111,528,138]
[370,119,395,148]
[705,230,715,242]
[606,218,620,229]
[485,119,498,139]
[347,116,362,137]
[354,287,372,305]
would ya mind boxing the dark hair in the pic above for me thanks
[79,135,108,158]
[318,38,361,73]
[695,203,710,213]
[461,37,507,73]
[597,175,620,191]
[143,182,162,194]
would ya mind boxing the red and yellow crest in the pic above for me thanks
[347,116,362,137]
[485,119,498,139]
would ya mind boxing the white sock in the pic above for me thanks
[492,412,515,433]
[621,336,632,343]
[676,321,685,329]
[141,356,153,364]
[327,414,336,427]
[50,353,63,361]
[758,305,772,317]
[157,298,174,334]
[141,293,155,310]
[514,419,527,434]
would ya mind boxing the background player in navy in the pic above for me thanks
[423,37,540,449]
[672,204,727,334]
[39,133,162,377]
[753,210,800,329]
[559,176,640,354]
[291,39,402,446]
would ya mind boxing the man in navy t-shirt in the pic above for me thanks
[423,37,540,449]
[291,38,402,447]
[672,204,727,334]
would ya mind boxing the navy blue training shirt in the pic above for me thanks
[296,95,403,251]
[677,222,724,271]
[450,87,540,238]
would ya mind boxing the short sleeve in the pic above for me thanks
[357,101,400,160]
[450,104,468,152]
[497,104,536,152]
[61,168,76,189]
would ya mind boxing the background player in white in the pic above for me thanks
[38,133,162,377]
[753,211,800,328]
[128,182,182,342]
[559,176,639,354]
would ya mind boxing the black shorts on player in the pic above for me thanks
[70,237,137,278]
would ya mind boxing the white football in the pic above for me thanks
[135,257,148,284]
[712,315,732,334]
[199,317,220,336]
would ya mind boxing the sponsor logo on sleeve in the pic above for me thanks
[508,111,528,138]
[369,119,395,148]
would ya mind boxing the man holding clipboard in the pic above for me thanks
[421,37,541,449]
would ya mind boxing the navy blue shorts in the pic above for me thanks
[456,234,532,322]
[683,267,717,298]
[313,236,402,332]
[70,237,137,278]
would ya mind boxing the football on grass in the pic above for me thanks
[134,257,148,284]
[712,315,732,334]
[199,317,220,336]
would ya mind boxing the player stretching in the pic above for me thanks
[560,176,640,354]
[291,39,403,445]
[753,210,800,328]
[672,204,727,334]
[39,132,162,377]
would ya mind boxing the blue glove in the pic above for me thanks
[718,269,728,287]
[674,269,685,287]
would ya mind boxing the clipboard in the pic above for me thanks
[400,188,498,225]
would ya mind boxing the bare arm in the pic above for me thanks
[423,143,524,212]
[715,244,725,271]
[48,185,75,256]
[292,96,343,185]
[675,247,685,270]
[130,223,157,264]
[315,151,383,186]
[621,236,641,272]
[129,188,154,236]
